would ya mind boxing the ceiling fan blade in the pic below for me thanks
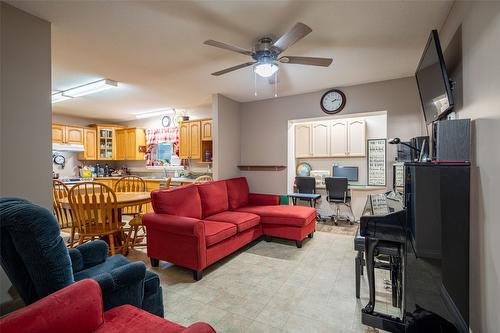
[272,22,312,53]
[211,62,256,76]
[279,56,333,67]
[204,40,254,56]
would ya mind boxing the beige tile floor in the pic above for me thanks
[128,228,399,333]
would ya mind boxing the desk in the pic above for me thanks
[315,185,386,221]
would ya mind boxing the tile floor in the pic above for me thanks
[128,227,399,333]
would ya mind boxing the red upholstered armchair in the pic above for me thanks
[0,279,216,333]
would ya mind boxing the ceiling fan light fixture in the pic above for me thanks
[254,63,279,78]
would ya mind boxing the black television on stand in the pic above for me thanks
[415,30,454,124]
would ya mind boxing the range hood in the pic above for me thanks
[52,143,85,152]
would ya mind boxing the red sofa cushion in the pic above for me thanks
[235,205,316,227]
[0,279,104,333]
[197,180,229,218]
[98,305,184,333]
[151,185,202,219]
[205,211,260,232]
[226,177,250,209]
[203,220,237,246]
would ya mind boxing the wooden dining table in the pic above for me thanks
[60,191,152,211]
[60,192,151,255]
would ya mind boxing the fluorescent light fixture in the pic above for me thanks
[134,108,176,119]
[52,92,72,104]
[63,79,118,98]
[254,63,279,78]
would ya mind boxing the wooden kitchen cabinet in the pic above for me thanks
[179,120,204,160]
[89,124,124,160]
[115,130,126,160]
[78,128,97,160]
[189,121,201,159]
[52,124,83,145]
[295,123,312,158]
[201,120,212,141]
[330,120,348,157]
[347,119,366,156]
[116,128,146,160]
[52,124,65,144]
[65,126,84,144]
[295,117,366,158]
[312,122,330,157]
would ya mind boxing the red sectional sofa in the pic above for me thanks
[143,177,316,280]
[0,279,215,333]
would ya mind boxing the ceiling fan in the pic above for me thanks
[204,22,333,79]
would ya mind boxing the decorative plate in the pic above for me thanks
[296,162,312,176]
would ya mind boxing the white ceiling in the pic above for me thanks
[10,0,453,121]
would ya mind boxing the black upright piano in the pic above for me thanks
[359,162,470,333]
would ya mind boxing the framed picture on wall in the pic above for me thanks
[367,139,387,186]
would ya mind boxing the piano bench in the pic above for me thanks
[354,230,402,308]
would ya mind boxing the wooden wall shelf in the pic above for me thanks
[238,165,287,171]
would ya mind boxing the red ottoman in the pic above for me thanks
[236,205,316,248]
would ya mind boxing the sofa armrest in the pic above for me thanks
[143,213,204,237]
[0,279,104,333]
[69,240,109,273]
[182,322,217,333]
[248,193,280,206]
[93,261,146,310]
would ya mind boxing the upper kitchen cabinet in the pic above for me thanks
[201,119,212,141]
[295,117,366,158]
[331,119,366,157]
[65,126,84,144]
[52,124,83,145]
[115,128,146,160]
[295,123,312,158]
[179,119,205,160]
[330,120,348,157]
[189,121,201,159]
[312,122,330,157]
[347,119,366,156]
[52,124,65,144]
[89,124,124,160]
[78,128,97,160]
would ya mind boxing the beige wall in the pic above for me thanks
[240,77,424,193]
[0,3,52,208]
[439,2,500,332]
[212,94,241,180]
[0,2,51,312]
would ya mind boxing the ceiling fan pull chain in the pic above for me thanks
[274,71,278,97]
[254,71,257,96]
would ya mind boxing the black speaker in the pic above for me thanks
[432,119,471,162]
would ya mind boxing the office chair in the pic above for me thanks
[325,177,354,225]
[295,176,316,194]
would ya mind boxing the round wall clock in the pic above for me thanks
[162,115,171,128]
[320,89,346,114]
[53,154,65,168]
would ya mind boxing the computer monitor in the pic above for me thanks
[332,166,359,182]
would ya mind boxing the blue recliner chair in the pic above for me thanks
[0,198,164,317]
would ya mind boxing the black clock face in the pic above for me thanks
[162,115,171,128]
[321,89,346,114]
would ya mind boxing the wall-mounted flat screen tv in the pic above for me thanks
[415,30,454,124]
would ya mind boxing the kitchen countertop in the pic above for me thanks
[94,176,197,183]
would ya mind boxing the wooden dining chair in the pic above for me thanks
[52,180,77,247]
[114,176,149,251]
[194,175,213,184]
[68,182,122,256]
